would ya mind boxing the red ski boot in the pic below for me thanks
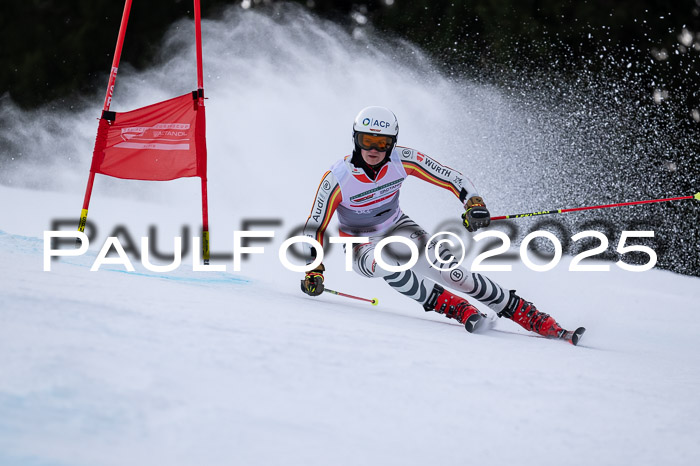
[498,291,565,338]
[423,285,483,332]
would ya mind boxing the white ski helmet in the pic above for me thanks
[352,106,399,154]
[353,106,399,137]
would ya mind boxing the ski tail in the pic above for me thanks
[464,312,493,333]
[562,327,586,346]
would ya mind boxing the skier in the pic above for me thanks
[300,106,582,343]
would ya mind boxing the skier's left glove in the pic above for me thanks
[301,263,325,297]
[462,196,491,232]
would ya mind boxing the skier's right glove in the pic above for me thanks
[301,263,325,297]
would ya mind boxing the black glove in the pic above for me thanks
[462,196,491,232]
[300,263,325,296]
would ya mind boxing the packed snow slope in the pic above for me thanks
[1,185,700,466]
[1,5,700,466]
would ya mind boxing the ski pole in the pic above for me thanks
[491,192,700,221]
[324,288,379,306]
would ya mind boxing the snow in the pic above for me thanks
[1,5,700,466]
[2,181,700,466]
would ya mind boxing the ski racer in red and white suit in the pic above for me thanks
[301,106,574,339]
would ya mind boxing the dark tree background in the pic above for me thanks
[2,0,699,114]
[0,0,230,108]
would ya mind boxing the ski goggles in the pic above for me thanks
[355,132,395,152]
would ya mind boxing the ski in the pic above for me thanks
[561,327,586,346]
[464,312,493,333]
[465,317,586,346]
[463,313,482,333]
